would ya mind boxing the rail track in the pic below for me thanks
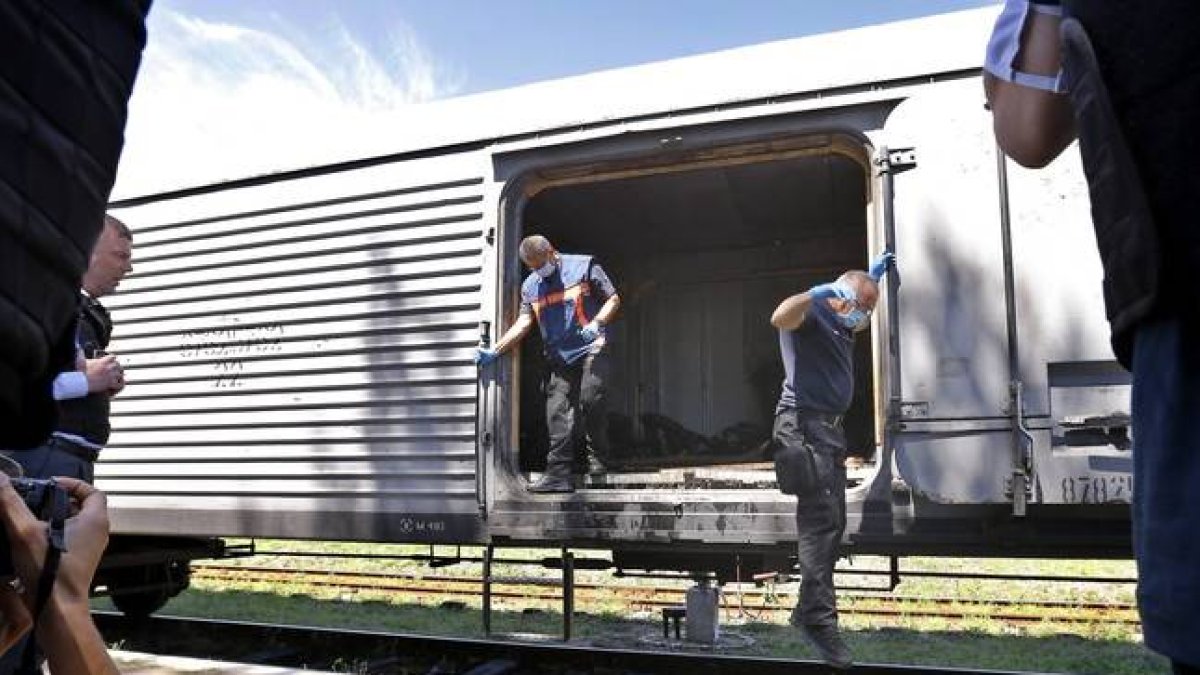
[191,563,1140,628]
[92,612,1069,675]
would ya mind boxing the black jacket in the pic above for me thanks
[1062,1,1200,365]
[58,295,114,445]
[0,0,150,448]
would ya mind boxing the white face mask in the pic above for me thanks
[534,260,557,279]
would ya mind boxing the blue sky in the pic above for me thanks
[151,0,996,94]
[114,1,998,196]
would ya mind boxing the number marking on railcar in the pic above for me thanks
[1060,475,1133,504]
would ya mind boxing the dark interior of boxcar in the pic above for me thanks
[518,151,874,477]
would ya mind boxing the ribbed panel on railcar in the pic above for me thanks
[101,157,488,543]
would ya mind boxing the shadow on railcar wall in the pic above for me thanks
[216,177,488,541]
[357,188,486,541]
[897,201,1097,507]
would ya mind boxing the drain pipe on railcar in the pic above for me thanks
[995,145,1034,517]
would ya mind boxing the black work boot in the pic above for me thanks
[529,467,574,493]
[799,622,852,670]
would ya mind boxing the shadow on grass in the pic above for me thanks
[94,587,1167,675]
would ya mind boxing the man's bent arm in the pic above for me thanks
[52,371,89,401]
[770,293,812,331]
[51,347,89,400]
[593,294,620,327]
[985,8,1076,168]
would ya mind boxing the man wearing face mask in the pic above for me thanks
[476,235,621,493]
[768,252,895,670]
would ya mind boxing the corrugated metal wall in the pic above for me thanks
[101,154,489,541]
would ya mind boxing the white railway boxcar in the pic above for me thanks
[96,7,1132,611]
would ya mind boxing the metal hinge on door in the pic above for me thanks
[876,147,917,176]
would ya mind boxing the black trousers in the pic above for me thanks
[773,409,847,628]
[544,352,610,477]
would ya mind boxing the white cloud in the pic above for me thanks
[113,9,463,198]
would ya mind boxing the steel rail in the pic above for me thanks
[230,550,1139,585]
[92,611,1067,675]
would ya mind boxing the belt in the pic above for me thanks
[787,408,844,428]
[48,436,100,463]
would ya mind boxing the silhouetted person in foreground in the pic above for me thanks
[985,2,1200,672]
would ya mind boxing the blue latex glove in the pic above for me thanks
[868,251,897,282]
[808,281,853,301]
[579,321,603,343]
[475,347,499,366]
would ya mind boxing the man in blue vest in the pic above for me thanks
[770,254,895,670]
[985,3,1200,672]
[477,235,621,493]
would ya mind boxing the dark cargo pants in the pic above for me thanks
[773,409,847,628]
[1131,316,1200,670]
[544,352,610,478]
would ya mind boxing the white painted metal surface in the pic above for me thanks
[102,153,491,538]
[872,79,1127,505]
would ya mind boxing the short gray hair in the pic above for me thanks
[837,270,878,301]
[105,214,132,242]
[519,235,553,261]
[838,270,873,288]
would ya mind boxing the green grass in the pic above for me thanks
[94,540,1167,674]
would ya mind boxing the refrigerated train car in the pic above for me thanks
[94,7,1133,613]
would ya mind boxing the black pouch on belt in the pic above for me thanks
[773,437,820,496]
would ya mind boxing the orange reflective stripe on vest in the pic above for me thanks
[532,282,592,325]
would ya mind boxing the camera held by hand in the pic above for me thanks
[0,477,70,577]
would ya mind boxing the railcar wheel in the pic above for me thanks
[108,561,190,618]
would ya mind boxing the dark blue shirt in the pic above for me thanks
[776,296,855,414]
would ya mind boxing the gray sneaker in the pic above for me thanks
[800,622,853,670]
